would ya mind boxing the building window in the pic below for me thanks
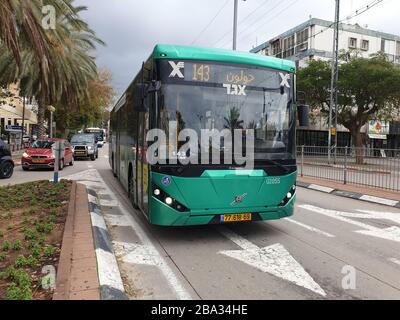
[295,28,309,53]
[381,38,386,52]
[361,40,369,51]
[349,37,357,49]
[271,39,281,58]
[283,34,295,58]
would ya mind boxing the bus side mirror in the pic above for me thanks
[297,105,310,127]
[134,84,147,112]
[147,80,161,93]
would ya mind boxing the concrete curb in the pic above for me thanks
[86,187,129,300]
[53,182,101,300]
[297,181,400,209]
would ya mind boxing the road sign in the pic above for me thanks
[5,125,23,132]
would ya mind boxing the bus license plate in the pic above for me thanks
[222,213,252,223]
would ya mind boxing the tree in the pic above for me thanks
[54,69,115,137]
[297,54,400,163]
[0,1,104,138]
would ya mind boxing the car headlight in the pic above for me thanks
[88,146,93,150]
[22,152,30,158]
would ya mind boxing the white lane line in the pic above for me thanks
[388,258,400,266]
[299,204,400,243]
[69,169,192,300]
[356,210,400,225]
[104,155,109,159]
[308,184,334,193]
[87,164,94,168]
[217,227,326,297]
[359,195,398,207]
[285,218,335,238]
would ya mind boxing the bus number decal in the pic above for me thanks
[192,64,210,82]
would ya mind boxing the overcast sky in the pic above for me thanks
[74,0,399,98]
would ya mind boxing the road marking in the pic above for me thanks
[359,195,398,207]
[308,184,334,193]
[356,210,400,225]
[87,164,94,168]
[104,155,109,159]
[300,204,400,243]
[217,227,326,297]
[285,218,335,238]
[388,258,400,266]
[64,169,192,300]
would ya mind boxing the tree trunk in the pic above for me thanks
[37,100,47,139]
[351,129,365,165]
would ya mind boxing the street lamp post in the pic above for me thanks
[232,0,246,50]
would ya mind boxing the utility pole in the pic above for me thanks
[233,0,238,50]
[21,96,25,148]
[328,0,340,164]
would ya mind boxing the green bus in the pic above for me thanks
[109,44,306,226]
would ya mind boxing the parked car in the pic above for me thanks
[21,139,74,171]
[70,133,98,161]
[0,140,14,179]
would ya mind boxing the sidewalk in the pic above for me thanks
[298,176,400,208]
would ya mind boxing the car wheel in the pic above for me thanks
[69,157,74,166]
[59,159,64,171]
[91,154,96,161]
[96,152,99,159]
[0,161,14,179]
[22,166,29,171]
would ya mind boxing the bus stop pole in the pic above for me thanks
[53,141,60,183]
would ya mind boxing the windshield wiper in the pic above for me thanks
[263,159,290,174]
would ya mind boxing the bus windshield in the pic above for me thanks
[158,61,296,162]
[85,129,104,141]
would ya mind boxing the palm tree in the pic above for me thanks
[224,107,244,132]
[0,1,104,138]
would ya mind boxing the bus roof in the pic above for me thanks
[153,44,296,73]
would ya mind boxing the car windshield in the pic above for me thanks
[71,135,94,144]
[31,141,55,149]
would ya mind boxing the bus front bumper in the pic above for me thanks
[149,194,295,226]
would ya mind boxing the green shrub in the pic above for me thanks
[13,240,23,251]
[2,240,11,252]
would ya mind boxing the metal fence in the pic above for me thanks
[297,146,400,192]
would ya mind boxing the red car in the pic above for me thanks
[22,139,74,171]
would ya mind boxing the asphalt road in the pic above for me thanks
[3,145,400,299]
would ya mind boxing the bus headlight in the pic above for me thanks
[152,184,189,212]
[279,185,296,206]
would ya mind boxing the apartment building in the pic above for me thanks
[250,18,400,68]
[250,18,400,149]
